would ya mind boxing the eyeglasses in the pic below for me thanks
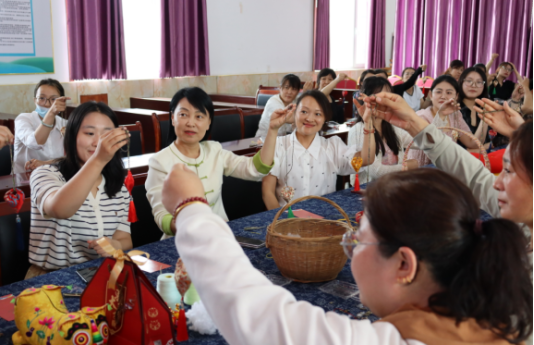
[463,79,485,88]
[340,230,382,260]
[501,67,513,72]
[35,96,59,105]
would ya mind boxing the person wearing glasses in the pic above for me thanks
[159,164,532,344]
[488,62,521,101]
[14,79,70,173]
[457,67,490,147]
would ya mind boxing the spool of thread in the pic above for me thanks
[184,283,200,305]
[157,273,181,310]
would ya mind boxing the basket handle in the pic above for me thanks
[402,126,491,172]
[270,195,353,231]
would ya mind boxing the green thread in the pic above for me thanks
[200,176,207,180]
[209,203,215,207]
[171,146,205,168]
[204,190,214,195]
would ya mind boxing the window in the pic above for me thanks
[122,0,162,80]
[329,0,370,70]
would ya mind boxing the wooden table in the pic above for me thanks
[131,97,264,112]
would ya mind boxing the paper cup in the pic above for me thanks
[157,273,181,310]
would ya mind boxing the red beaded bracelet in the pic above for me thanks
[173,197,209,216]
[363,128,375,135]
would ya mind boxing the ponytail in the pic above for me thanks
[429,219,532,343]
[366,169,533,343]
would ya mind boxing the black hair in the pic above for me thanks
[457,67,489,104]
[295,90,332,122]
[317,68,336,86]
[280,74,301,90]
[430,75,460,94]
[34,78,65,97]
[167,87,215,146]
[473,63,487,73]
[359,69,388,85]
[55,102,125,198]
[449,59,464,69]
[401,67,416,78]
[356,77,400,157]
[366,169,532,343]
[510,120,533,184]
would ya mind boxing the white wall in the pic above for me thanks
[384,0,396,68]
[0,0,70,85]
[206,0,314,75]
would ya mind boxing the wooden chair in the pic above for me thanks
[151,112,171,152]
[130,184,163,248]
[0,210,31,285]
[211,107,243,143]
[241,108,263,138]
[0,118,15,133]
[80,93,108,105]
[221,176,266,221]
[255,86,279,107]
[123,121,145,156]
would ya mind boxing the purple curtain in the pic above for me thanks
[160,0,210,78]
[314,0,330,70]
[368,0,386,68]
[66,0,127,80]
[393,0,532,81]
[526,25,532,78]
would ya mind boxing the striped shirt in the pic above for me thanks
[30,165,131,269]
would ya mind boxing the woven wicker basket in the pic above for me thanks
[402,126,491,171]
[265,196,353,283]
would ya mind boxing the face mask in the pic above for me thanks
[35,105,50,118]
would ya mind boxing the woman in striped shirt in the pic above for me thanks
[27,102,132,279]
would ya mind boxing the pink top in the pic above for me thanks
[407,106,471,167]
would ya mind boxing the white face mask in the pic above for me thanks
[35,105,50,118]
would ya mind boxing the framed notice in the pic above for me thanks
[0,0,54,75]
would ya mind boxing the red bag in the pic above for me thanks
[80,239,175,345]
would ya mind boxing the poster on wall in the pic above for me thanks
[0,0,54,75]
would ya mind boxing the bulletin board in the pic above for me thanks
[0,0,54,75]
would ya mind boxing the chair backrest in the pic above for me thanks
[80,93,108,105]
[151,113,171,152]
[256,93,276,107]
[0,210,31,285]
[0,145,13,176]
[123,121,145,156]
[211,108,243,143]
[242,109,263,138]
[221,176,266,221]
[0,118,15,134]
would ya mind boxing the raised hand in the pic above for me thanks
[162,163,205,214]
[338,72,348,80]
[302,81,314,92]
[437,98,461,117]
[48,97,71,116]
[270,104,296,130]
[491,53,499,60]
[521,77,530,91]
[0,125,13,149]
[474,98,524,138]
[355,93,368,117]
[92,127,130,166]
[361,92,427,136]
[420,64,427,72]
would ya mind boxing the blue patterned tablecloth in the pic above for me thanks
[0,187,491,345]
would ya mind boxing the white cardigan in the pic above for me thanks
[145,141,271,239]
[175,203,425,345]
[348,122,413,185]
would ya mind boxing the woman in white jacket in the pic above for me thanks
[348,77,416,186]
[161,163,531,345]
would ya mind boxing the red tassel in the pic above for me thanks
[352,173,360,192]
[128,200,138,223]
[124,170,138,223]
[176,308,189,342]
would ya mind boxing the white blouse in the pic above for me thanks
[255,94,293,138]
[175,203,425,345]
[14,112,67,173]
[270,132,357,207]
[145,141,271,239]
[348,122,413,186]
